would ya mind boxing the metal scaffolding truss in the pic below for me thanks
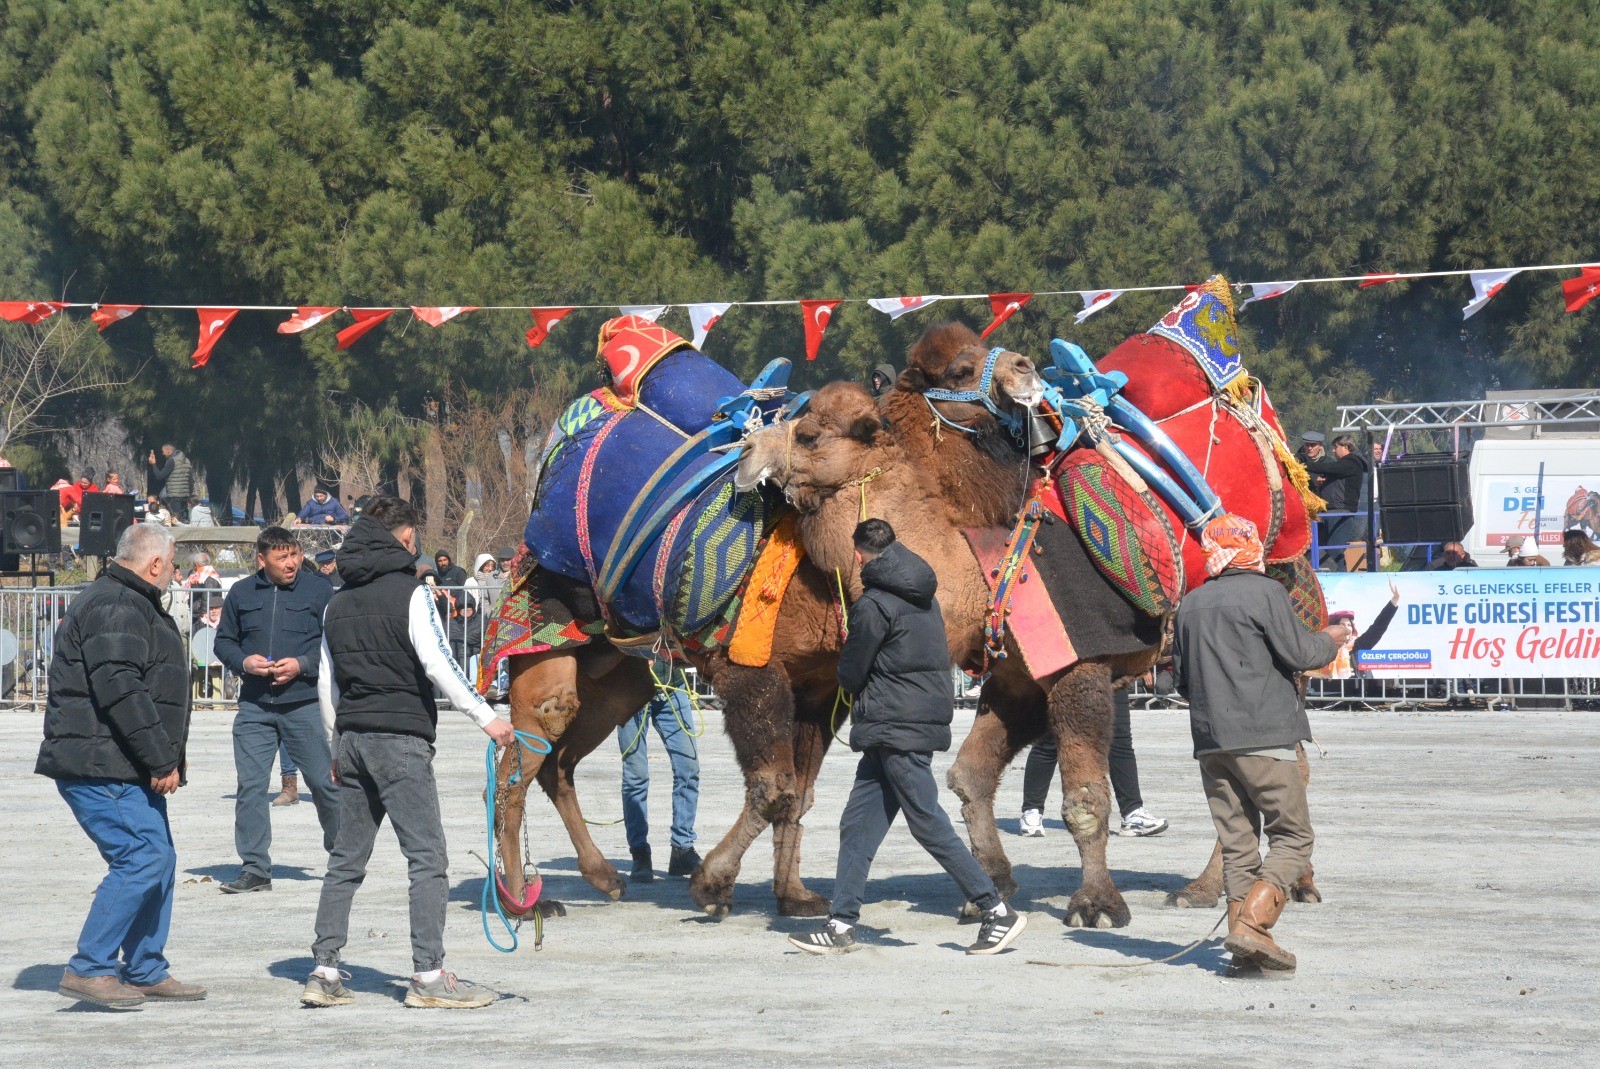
[1335,394,1600,432]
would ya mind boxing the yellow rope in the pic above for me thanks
[830,566,854,743]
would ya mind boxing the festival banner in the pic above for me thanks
[1479,476,1600,547]
[1315,569,1600,679]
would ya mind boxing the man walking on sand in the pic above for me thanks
[36,524,206,1009]
[301,497,514,1010]
[788,519,1025,956]
[1172,514,1350,979]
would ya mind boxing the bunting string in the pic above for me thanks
[4,259,1598,367]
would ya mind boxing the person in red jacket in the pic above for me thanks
[59,475,100,523]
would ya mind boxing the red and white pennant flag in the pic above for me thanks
[412,305,476,327]
[277,306,339,334]
[0,301,65,324]
[1561,267,1600,313]
[337,308,394,350]
[618,304,666,323]
[191,308,238,368]
[800,299,841,361]
[688,302,731,349]
[91,304,142,331]
[980,293,1032,339]
[867,295,942,320]
[1462,269,1521,319]
[1241,281,1298,307]
[1074,289,1125,323]
[526,307,573,348]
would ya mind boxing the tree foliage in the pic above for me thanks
[1,0,1597,504]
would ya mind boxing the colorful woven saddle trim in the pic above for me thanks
[476,565,606,693]
[1054,458,1183,617]
[660,479,777,637]
[1266,555,1328,633]
[728,513,806,668]
[1148,275,1243,392]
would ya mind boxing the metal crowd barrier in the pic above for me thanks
[2,584,1590,714]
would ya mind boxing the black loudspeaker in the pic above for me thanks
[0,469,18,493]
[1,490,61,554]
[1378,454,1471,507]
[80,492,136,557]
[1380,502,1474,545]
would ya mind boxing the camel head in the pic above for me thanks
[734,381,893,511]
[898,323,1044,431]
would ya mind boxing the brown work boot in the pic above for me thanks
[1223,899,1261,977]
[58,971,146,1010]
[132,976,207,1002]
[272,775,299,806]
[1223,880,1296,975]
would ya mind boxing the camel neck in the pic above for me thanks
[881,389,1029,528]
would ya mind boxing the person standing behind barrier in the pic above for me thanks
[36,523,206,1009]
[1018,689,1167,838]
[789,520,1026,956]
[617,657,701,883]
[213,526,337,894]
[1172,514,1349,979]
[148,444,192,523]
[303,497,514,1010]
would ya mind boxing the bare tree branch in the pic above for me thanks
[0,314,131,454]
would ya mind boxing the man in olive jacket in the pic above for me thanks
[36,524,206,1009]
[788,520,1025,957]
[1172,514,1351,977]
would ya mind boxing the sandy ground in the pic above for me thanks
[2,704,1595,1068]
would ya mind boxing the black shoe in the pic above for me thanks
[667,845,701,878]
[787,919,859,955]
[630,847,654,883]
[219,872,272,894]
[966,903,1027,955]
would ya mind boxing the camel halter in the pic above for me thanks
[922,346,1026,439]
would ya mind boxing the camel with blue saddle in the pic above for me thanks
[735,278,1326,927]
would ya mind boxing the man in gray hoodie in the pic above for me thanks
[1172,514,1350,978]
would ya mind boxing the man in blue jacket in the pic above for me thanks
[788,520,1025,956]
[294,487,350,527]
[214,526,336,893]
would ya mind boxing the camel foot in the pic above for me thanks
[957,900,985,924]
[701,902,731,918]
[537,899,567,919]
[1064,885,1131,930]
[578,863,626,902]
[776,891,830,918]
[1290,881,1322,905]
[690,870,736,917]
[1166,884,1221,910]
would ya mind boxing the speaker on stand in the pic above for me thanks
[1378,454,1474,552]
[1,489,60,579]
[80,492,136,558]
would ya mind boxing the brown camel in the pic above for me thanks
[490,333,1045,919]
[737,331,1320,927]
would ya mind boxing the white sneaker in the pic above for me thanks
[1119,807,1169,837]
[1018,808,1044,837]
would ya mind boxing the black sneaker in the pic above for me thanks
[787,919,859,955]
[966,903,1027,955]
[630,847,654,883]
[219,872,272,894]
[667,845,701,877]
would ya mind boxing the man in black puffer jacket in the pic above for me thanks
[788,520,1026,957]
[37,523,206,1009]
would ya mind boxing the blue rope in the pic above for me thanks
[481,728,553,953]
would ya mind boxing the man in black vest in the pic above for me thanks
[302,497,513,1010]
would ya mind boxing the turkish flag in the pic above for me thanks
[1073,289,1125,324]
[411,305,477,327]
[91,304,143,331]
[0,301,66,324]
[526,307,574,348]
[1561,267,1600,313]
[277,306,339,334]
[867,295,942,320]
[191,308,239,368]
[1359,273,1401,288]
[800,299,841,361]
[336,308,394,350]
[688,302,732,349]
[1462,268,1522,319]
[1240,281,1298,307]
[979,293,1032,340]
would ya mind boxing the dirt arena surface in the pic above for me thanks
[2,705,1594,1067]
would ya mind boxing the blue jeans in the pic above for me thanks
[56,780,176,985]
[617,688,700,852]
[278,740,297,779]
[233,699,339,878]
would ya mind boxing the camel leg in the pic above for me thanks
[771,705,833,917]
[690,664,797,916]
[1052,661,1130,929]
[494,652,579,908]
[947,671,1046,908]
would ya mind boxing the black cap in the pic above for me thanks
[1300,430,1326,444]
[315,550,336,565]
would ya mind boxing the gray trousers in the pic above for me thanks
[1199,751,1315,902]
[830,747,1000,925]
[312,732,449,973]
[233,698,339,878]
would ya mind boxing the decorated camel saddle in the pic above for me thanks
[483,316,802,679]
[1023,276,1325,634]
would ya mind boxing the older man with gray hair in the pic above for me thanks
[36,523,205,1009]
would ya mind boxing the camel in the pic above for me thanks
[737,331,1321,927]
[490,332,1045,919]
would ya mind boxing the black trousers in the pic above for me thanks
[1022,689,1142,817]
